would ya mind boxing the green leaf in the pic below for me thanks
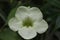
[7,7,17,21]
[3,7,17,27]
[0,28,22,40]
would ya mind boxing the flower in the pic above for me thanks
[8,6,48,39]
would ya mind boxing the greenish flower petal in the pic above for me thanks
[33,20,48,34]
[18,27,37,39]
[8,17,22,31]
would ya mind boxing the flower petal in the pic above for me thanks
[15,6,43,21]
[8,17,22,31]
[33,20,48,34]
[18,27,37,39]
[29,7,43,21]
[15,6,29,21]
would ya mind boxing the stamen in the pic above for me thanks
[23,17,33,27]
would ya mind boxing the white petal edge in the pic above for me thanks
[29,7,43,21]
[33,19,48,34]
[15,6,29,21]
[18,27,37,39]
[15,6,43,21]
[8,17,22,31]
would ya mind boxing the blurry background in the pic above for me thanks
[0,0,60,40]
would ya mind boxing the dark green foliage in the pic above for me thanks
[0,28,22,40]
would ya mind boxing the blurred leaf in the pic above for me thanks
[7,7,17,21]
[0,9,6,22]
[0,28,22,40]
[56,15,60,30]
[0,17,5,28]
[9,0,14,4]
[2,7,18,28]
[47,0,60,8]
[9,0,21,9]
[40,0,60,40]
[4,2,21,28]
[55,31,60,40]
[7,1,21,21]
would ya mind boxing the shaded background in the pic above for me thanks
[0,0,60,40]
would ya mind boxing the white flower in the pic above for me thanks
[8,6,48,39]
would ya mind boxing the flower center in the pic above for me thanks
[22,17,33,27]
